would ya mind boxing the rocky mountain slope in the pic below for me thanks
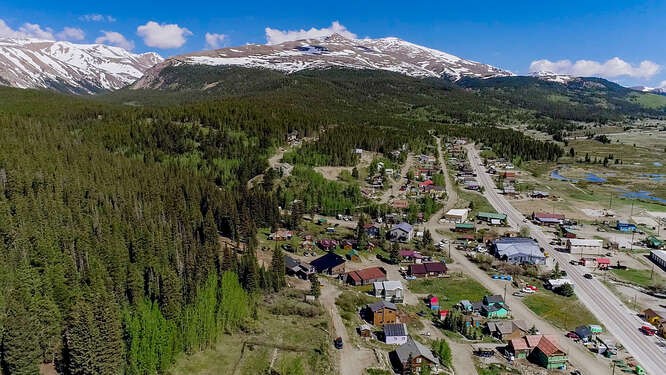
[133,33,511,88]
[0,38,162,93]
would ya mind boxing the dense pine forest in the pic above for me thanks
[0,65,626,374]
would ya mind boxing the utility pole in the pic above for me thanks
[609,192,613,210]
[504,283,507,303]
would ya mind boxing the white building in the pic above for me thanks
[566,239,604,255]
[373,280,404,303]
[443,208,469,223]
[383,323,408,345]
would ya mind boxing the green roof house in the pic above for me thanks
[477,212,507,225]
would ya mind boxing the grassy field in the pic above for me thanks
[524,292,599,331]
[408,275,490,309]
[611,268,666,288]
[629,92,666,109]
[476,363,521,375]
[457,190,495,217]
[168,290,333,375]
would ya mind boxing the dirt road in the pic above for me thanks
[319,279,379,375]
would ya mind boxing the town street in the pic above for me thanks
[465,143,666,375]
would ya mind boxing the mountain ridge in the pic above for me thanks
[0,37,163,93]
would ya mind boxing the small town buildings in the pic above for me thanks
[508,335,567,369]
[642,308,666,326]
[463,315,484,328]
[491,237,546,265]
[346,249,360,262]
[393,338,440,375]
[365,301,398,326]
[390,222,414,242]
[477,212,508,225]
[358,324,373,338]
[464,180,480,190]
[392,200,410,210]
[346,267,388,286]
[268,230,293,241]
[533,212,565,226]
[285,256,315,279]
[566,238,604,254]
[616,220,637,232]
[486,320,528,341]
[444,208,470,223]
[317,239,338,251]
[650,250,666,270]
[454,223,475,233]
[483,304,510,319]
[373,280,404,303]
[310,253,346,275]
[383,323,408,345]
[459,300,473,313]
[399,249,423,263]
[408,262,448,278]
[596,257,611,270]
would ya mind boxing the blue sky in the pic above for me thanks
[2,0,666,87]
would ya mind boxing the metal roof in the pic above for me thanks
[383,323,407,337]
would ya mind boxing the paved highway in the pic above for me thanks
[465,144,666,375]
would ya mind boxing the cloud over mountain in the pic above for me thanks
[137,21,192,49]
[265,21,356,45]
[530,57,660,79]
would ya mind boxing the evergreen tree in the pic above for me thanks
[270,245,286,291]
[309,273,321,299]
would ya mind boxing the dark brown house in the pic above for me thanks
[393,338,440,374]
[408,262,447,278]
[365,301,398,326]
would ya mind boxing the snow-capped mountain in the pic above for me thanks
[0,38,163,93]
[529,71,575,84]
[134,33,511,88]
[631,86,666,95]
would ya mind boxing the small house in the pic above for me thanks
[358,324,373,338]
[643,308,666,326]
[373,280,404,303]
[482,304,510,319]
[285,256,315,279]
[365,301,398,326]
[390,222,414,242]
[399,249,423,263]
[383,323,408,345]
[391,200,410,210]
[566,238,604,254]
[574,325,593,342]
[346,249,361,262]
[393,338,439,375]
[310,253,346,275]
[459,300,473,312]
[508,335,567,369]
[268,230,293,241]
[346,267,387,286]
[364,224,380,238]
[408,262,447,278]
[454,222,475,233]
[486,320,528,341]
[533,212,565,226]
[463,314,484,328]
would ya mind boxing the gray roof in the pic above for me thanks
[285,256,300,271]
[367,300,398,312]
[484,295,505,305]
[392,222,413,233]
[383,323,407,337]
[494,237,544,259]
[395,338,439,364]
[487,320,528,335]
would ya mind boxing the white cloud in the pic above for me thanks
[137,21,192,49]
[18,22,55,40]
[80,14,116,22]
[265,21,356,45]
[205,32,228,49]
[95,31,134,50]
[57,27,85,41]
[0,19,87,42]
[529,57,661,79]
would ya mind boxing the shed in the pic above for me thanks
[566,238,604,255]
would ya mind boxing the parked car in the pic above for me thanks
[566,332,580,340]
[281,244,295,252]
[569,260,578,265]
[521,287,535,294]
[526,285,538,291]
[405,275,417,280]
[640,326,657,336]
[512,291,525,297]
[334,337,343,349]
[583,273,593,279]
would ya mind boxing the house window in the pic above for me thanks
[415,357,422,363]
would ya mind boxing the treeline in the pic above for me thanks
[438,125,564,161]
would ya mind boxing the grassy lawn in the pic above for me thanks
[611,268,666,288]
[524,292,599,331]
[457,190,495,217]
[408,275,490,309]
[169,290,333,375]
[476,362,521,375]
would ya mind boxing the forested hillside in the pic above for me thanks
[0,65,590,374]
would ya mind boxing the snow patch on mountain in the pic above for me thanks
[0,38,163,93]
[135,33,511,88]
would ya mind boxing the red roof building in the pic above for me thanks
[346,267,388,286]
[596,257,611,270]
[408,262,447,278]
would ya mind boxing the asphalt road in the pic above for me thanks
[465,144,666,375]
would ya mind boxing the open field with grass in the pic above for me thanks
[408,275,490,310]
[611,268,666,289]
[169,290,333,375]
[456,190,495,217]
[524,292,599,332]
